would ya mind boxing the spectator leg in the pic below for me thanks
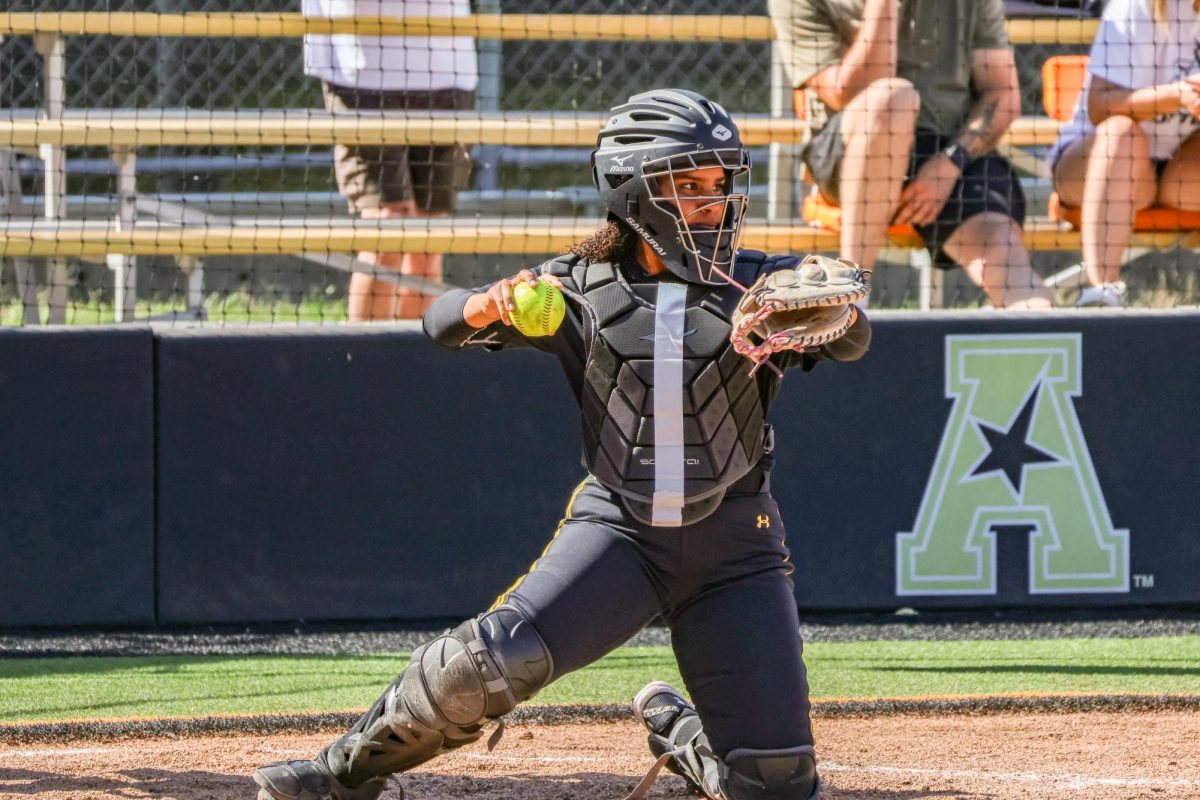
[392,211,446,319]
[349,253,400,321]
[838,78,919,272]
[1155,130,1200,212]
[350,201,421,322]
[1054,119,1156,287]
[943,212,1054,310]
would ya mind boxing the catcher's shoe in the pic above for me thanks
[253,756,395,800]
[627,681,706,797]
[633,680,695,741]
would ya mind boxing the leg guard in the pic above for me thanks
[629,715,818,800]
[719,746,819,800]
[322,606,552,788]
[253,758,389,800]
[628,710,720,800]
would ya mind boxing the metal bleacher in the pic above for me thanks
[0,11,1115,322]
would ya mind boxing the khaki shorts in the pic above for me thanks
[321,83,474,215]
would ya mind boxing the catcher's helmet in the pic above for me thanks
[591,89,750,285]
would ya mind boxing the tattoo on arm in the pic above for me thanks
[957,98,1000,158]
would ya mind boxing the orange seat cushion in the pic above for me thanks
[1042,55,1089,122]
[1048,192,1200,231]
[802,192,925,248]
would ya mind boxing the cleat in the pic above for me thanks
[253,758,394,800]
[629,681,705,796]
[632,680,695,739]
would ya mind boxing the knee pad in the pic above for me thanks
[404,605,554,729]
[402,605,553,732]
[324,607,552,786]
[478,605,555,704]
[719,746,819,800]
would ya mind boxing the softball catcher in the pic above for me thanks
[253,88,870,800]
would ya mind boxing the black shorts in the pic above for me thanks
[803,114,1026,266]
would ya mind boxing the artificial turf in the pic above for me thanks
[1,636,1197,723]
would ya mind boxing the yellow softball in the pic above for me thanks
[511,279,566,337]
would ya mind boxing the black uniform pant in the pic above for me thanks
[493,475,815,759]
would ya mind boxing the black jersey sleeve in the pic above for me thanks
[776,306,872,372]
[422,256,582,354]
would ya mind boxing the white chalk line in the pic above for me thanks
[458,753,607,765]
[0,746,117,759]
[817,762,1200,790]
[459,752,1199,789]
[2,747,1195,791]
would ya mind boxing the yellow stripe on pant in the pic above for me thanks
[488,478,589,611]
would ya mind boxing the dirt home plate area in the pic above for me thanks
[2,711,1198,800]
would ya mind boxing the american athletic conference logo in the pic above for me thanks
[896,334,1129,595]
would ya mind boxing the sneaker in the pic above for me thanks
[1076,281,1127,308]
[632,680,695,739]
[253,758,393,800]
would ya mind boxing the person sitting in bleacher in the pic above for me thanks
[769,0,1055,309]
[1049,0,1200,307]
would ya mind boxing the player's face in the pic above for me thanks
[658,166,728,229]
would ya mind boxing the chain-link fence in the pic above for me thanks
[2,1,1197,323]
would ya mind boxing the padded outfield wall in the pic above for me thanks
[1,312,1197,627]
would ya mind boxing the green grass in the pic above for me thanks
[1,291,348,326]
[2,636,1197,723]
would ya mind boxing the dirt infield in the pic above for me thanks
[2,710,1197,800]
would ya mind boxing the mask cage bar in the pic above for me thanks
[641,148,751,284]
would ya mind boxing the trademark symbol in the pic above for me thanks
[1133,574,1155,589]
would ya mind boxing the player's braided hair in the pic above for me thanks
[565,219,636,263]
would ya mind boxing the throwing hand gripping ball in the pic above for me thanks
[511,279,566,337]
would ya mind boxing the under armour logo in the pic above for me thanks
[756,514,771,529]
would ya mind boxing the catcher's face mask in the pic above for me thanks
[640,148,751,285]
[591,89,751,285]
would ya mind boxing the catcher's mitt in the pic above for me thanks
[730,254,870,374]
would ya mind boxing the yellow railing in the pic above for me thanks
[9,219,1196,259]
[0,13,1097,45]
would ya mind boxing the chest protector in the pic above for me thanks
[564,256,774,527]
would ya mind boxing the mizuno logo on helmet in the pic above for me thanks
[712,125,732,141]
[609,154,635,172]
[625,217,668,256]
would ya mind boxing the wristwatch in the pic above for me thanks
[942,142,972,173]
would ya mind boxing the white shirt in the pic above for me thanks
[303,0,478,92]
[1051,0,1200,165]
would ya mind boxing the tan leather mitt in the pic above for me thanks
[730,254,870,373]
